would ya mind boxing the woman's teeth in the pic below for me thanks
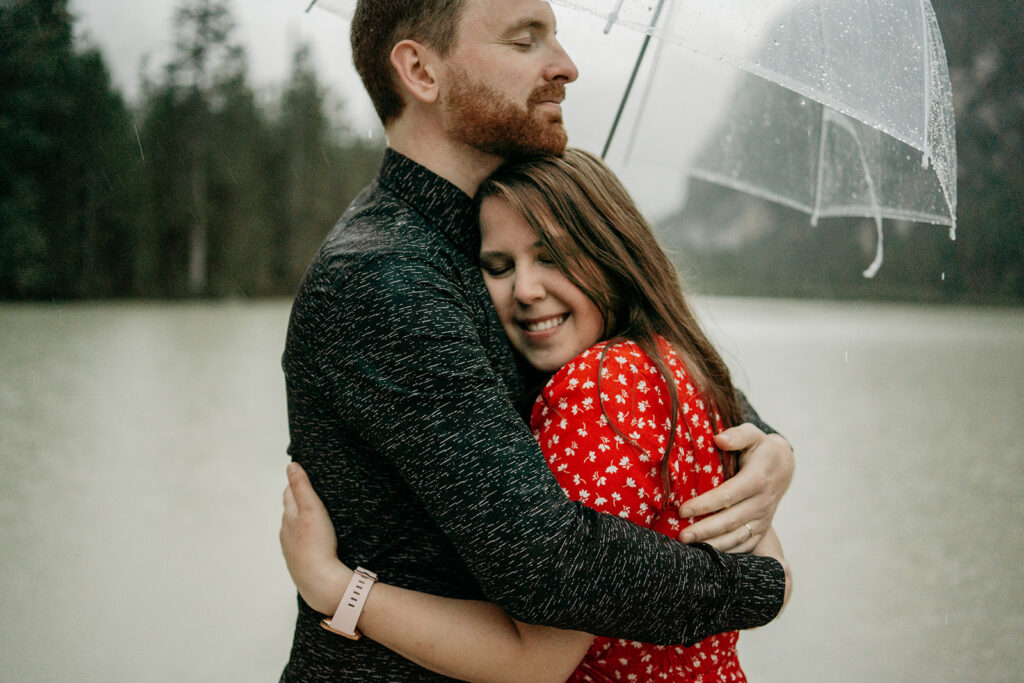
[525,315,567,332]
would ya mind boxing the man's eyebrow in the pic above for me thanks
[497,17,550,38]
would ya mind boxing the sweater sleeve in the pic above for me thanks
[314,255,785,644]
[737,388,778,436]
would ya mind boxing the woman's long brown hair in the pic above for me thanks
[478,149,741,502]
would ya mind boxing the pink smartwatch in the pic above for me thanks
[320,566,378,640]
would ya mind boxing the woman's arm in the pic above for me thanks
[751,525,792,613]
[281,462,593,683]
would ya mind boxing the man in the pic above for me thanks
[281,1,793,679]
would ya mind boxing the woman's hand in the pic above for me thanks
[677,424,794,552]
[280,462,352,615]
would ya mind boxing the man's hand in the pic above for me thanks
[280,462,351,615]
[677,424,794,552]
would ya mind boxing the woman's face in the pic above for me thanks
[478,196,605,373]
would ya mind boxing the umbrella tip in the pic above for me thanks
[861,216,884,279]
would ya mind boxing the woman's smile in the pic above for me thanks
[518,312,570,334]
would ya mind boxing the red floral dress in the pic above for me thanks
[530,336,745,683]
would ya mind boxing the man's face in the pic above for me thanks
[439,0,578,156]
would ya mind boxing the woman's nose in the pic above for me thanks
[513,269,546,304]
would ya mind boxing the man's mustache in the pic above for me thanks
[528,83,566,107]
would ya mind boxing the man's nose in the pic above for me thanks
[547,39,579,83]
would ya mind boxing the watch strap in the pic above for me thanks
[320,566,377,640]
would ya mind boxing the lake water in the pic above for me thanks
[1,298,1022,682]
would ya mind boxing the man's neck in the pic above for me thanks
[386,117,503,197]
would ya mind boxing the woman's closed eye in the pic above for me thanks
[480,256,513,277]
[537,250,557,267]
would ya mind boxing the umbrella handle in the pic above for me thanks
[601,0,667,159]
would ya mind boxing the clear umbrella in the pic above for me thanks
[552,0,957,277]
[303,0,957,277]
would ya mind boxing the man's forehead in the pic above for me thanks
[459,0,557,37]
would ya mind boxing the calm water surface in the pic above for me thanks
[1,298,1022,681]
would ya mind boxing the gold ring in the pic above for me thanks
[744,523,754,540]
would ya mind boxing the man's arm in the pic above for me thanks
[309,255,786,645]
[738,388,775,435]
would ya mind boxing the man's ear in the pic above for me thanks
[391,39,441,105]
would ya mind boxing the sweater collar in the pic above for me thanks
[378,148,480,259]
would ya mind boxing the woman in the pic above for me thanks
[281,149,789,682]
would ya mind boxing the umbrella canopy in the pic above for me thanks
[304,0,353,20]
[552,0,957,276]
[304,0,957,276]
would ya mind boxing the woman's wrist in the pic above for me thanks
[304,561,354,616]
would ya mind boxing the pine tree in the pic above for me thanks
[0,0,141,299]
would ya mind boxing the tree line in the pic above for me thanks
[1,0,1021,303]
[1,0,382,299]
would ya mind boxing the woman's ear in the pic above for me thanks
[390,39,440,105]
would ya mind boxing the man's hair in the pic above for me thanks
[478,149,743,499]
[351,0,467,124]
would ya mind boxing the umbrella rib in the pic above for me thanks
[824,110,886,278]
[623,0,679,165]
[690,169,954,227]
[810,109,829,228]
[918,0,932,169]
[601,0,667,159]
[603,0,626,33]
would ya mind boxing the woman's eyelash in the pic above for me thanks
[482,262,512,275]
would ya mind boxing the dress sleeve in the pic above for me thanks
[304,255,785,645]
[533,341,674,529]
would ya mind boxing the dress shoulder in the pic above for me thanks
[529,339,677,524]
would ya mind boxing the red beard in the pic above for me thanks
[442,67,568,156]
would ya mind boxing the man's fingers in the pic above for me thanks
[684,515,766,551]
[678,487,727,520]
[679,503,742,543]
[713,423,761,452]
[678,472,757,519]
[680,493,764,542]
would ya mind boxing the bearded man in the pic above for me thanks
[280,1,793,680]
